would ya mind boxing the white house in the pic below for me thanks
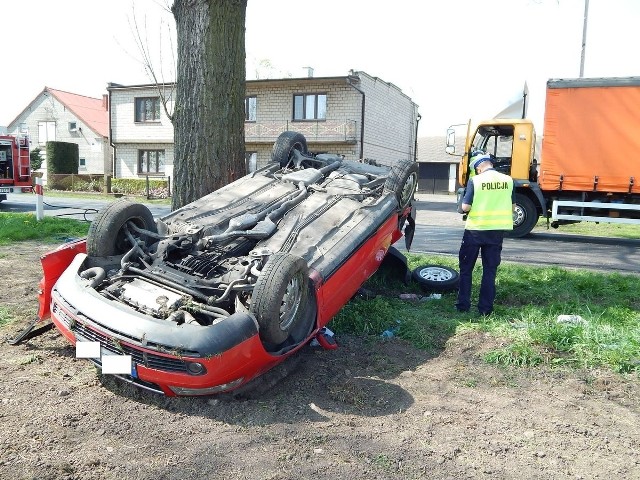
[107,70,420,182]
[7,87,110,175]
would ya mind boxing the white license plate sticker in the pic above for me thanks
[101,354,132,374]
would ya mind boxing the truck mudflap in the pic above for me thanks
[6,238,86,346]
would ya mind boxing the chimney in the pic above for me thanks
[304,67,314,78]
[102,94,109,111]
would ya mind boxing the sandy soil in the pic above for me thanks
[1,242,639,480]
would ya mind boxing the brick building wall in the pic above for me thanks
[109,71,419,183]
[357,72,419,166]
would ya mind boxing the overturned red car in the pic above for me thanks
[38,132,418,396]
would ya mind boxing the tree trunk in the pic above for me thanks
[171,0,247,210]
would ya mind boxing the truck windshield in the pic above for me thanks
[471,126,514,158]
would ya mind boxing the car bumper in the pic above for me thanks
[50,255,284,396]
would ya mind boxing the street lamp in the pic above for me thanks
[579,0,589,77]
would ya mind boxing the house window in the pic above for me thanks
[38,121,56,144]
[245,96,257,121]
[138,150,165,175]
[69,122,78,132]
[293,93,327,120]
[79,158,86,168]
[135,97,161,122]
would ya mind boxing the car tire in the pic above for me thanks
[87,200,157,257]
[384,159,419,208]
[250,252,312,345]
[271,131,308,168]
[412,265,460,293]
[508,193,538,238]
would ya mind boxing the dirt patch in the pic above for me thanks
[1,242,639,479]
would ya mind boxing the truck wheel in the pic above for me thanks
[271,131,308,168]
[509,193,538,238]
[87,200,157,257]
[384,159,419,209]
[412,265,459,293]
[250,253,314,346]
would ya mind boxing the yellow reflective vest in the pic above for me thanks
[466,169,514,231]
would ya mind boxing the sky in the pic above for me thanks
[2,0,640,137]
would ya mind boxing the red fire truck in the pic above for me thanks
[0,132,32,202]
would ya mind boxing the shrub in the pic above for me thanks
[112,178,169,197]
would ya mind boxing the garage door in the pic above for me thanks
[418,163,451,193]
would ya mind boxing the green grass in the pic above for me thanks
[0,306,11,328]
[534,218,640,239]
[0,213,89,245]
[330,253,640,376]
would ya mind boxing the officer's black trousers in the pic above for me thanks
[456,230,504,314]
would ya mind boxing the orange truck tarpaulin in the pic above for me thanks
[539,77,640,194]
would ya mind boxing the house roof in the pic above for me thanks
[9,87,108,138]
[418,136,463,163]
[45,88,108,137]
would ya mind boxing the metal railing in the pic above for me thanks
[245,120,358,143]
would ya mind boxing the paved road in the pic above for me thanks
[410,194,640,274]
[0,193,171,221]
[3,192,639,273]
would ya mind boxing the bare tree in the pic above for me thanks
[129,2,177,121]
[171,0,247,209]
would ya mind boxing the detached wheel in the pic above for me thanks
[271,131,308,168]
[250,253,313,345]
[508,193,537,238]
[384,159,419,208]
[412,265,459,293]
[87,200,157,257]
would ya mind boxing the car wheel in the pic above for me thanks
[87,200,157,257]
[271,131,308,168]
[412,265,459,292]
[384,159,419,208]
[250,252,312,345]
[507,193,538,238]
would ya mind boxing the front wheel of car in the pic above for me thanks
[271,131,308,168]
[412,265,460,293]
[87,200,157,257]
[250,253,313,346]
[384,159,419,209]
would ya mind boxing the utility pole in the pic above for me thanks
[579,0,589,77]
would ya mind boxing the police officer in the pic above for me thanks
[456,152,515,315]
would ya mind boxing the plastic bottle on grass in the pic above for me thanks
[381,320,401,338]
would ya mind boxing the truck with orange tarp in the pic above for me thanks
[446,77,640,237]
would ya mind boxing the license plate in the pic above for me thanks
[0,188,9,193]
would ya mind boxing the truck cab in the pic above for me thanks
[448,119,544,237]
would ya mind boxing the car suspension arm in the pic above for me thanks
[6,317,54,345]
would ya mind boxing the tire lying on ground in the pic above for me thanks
[412,265,460,293]
[87,200,157,257]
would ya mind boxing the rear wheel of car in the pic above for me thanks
[384,159,419,208]
[87,200,157,257]
[412,265,460,293]
[271,131,308,168]
[250,253,312,345]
